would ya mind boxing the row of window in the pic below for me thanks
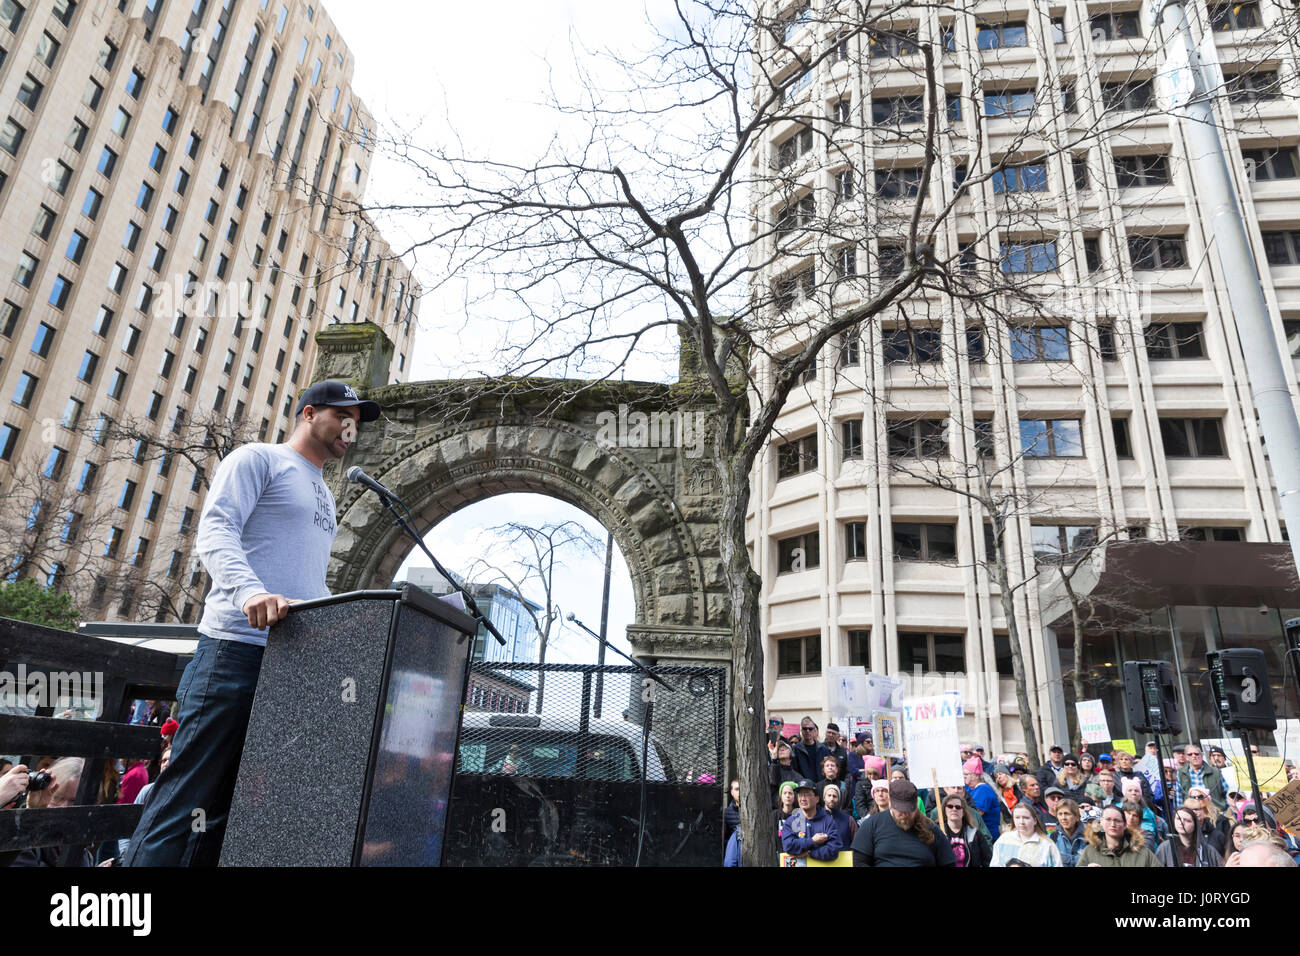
[776,628,1018,679]
[775,414,1227,479]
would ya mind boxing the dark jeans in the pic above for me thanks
[122,635,264,867]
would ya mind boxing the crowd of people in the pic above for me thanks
[722,716,1300,867]
[0,700,176,867]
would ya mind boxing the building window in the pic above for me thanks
[984,87,1037,118]
[841,420,863,460]
[1114,153,1171,188]
[11,372,37,408]
[60,397,83,429]
[145,492,161,522]
[838,330,860,367]
[111,107,131,137]
[136,182,155,212]
[14,251,38,287]
[775,194,815,238]
[871,95,924,127]
[886,419,948,458]
[899,632,966,672]
[1144,322,1206,359]
[777,434,818,479]
[1009,325,1070,361]
[118,479,137,511]
[973,418,995,458]
[1031,525,1097,564]
[875,166,924,200]
[0,117,26,156]
[107,368,126,400]
[1083,237,1103,273]
[1090,11,1141,40]
[777,530,820,573]
[1112,417,1133,458]
[773,265,815,311]
[992,162,1048,193]
[0,423,18,461]
[976,20,1027,49]
[777,635,821,676]
[1000,241,1058,273]
[892,522,957,562]
[1128,235,1187,270]
[775,126,813,169]
[1019,418,1084,457]
[77,350,99,382]
[1180,526,1246,542]
[77,461,98,493]
[844,521,868,561]
[1263,230,1300,266]
[1224,69,1280,104]
[1101,79,1153,112]
[104,527,123,559]
[882,327,941,364]
[50,161,72,195]
[82,188,104,219]
[868,28,920,58]
[1159,417,1226,458]
[1242,147,1299,182]
[1208,1,1259,31]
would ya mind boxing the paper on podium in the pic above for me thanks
[438,591,467,613]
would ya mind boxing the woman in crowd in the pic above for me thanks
[1077,752,1100,791]
[1053,797,1089,867]
[1057,756,1091,803]
[767,740,801,803]
[1077,805,1161,867]
[851,780,956,867]
[1185,787,1229,854]
[991,803,1064,867]
[1094,768,1122,809]
[1156,806,1223,867]
[1221,820,1260,866]
[992,763,1019,829]
[773,780,798,847]
[851,755,886,819]
[817,754,850,806]
[936,793,992,868]
[864,778,892,816]
[724,778,740,843]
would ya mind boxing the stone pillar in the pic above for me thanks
[310,321,394,393]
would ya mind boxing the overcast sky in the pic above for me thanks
[327,1,658,662]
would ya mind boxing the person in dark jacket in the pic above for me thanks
[781,780,843,863]
[936,792,993,867]
[852,779,956,867]
[815,754,850,806]
[1113,750,1156,809]
[723,778,741,842]
[767,740,802,806]
[822,782,857,849]
[1036,745,1067,793]
[774,780,798,848]
[822,723,850,779]
[1156,806,1223,867]
[791,717,831,781]
[1017,774,1054,827]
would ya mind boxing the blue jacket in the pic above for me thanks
[724,829,742,867]
[966,783,1001,837]
[792,741,831,782]
[1055,826,1088,867]
[781,808,843,861]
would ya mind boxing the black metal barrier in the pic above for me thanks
[0,616,188,864]
[442,662,727,867]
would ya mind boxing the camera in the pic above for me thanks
[27,769,52,792]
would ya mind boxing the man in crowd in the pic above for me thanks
[1172,744,1187,769]
[1018,773,1054,826]
[974,745,994,777]
[123,381,380,866]
[1036,745,1067,792]
[791,717,830,781]
[822,782,856,849]
[7,757,90,866]
[1178,743,1227,811]
[780,780,842,863]
[1208,746,1238,795]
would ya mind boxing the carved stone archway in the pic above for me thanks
[312,323,733,665]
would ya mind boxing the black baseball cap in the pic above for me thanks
[296,380,381,422]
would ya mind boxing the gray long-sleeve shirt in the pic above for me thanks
[195,443,336,646]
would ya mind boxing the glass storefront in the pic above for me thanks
[1057,605,1300,750]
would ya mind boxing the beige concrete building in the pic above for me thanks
[0,0,417,622]
[747,1,1300,752]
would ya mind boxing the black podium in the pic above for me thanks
[220,585,477,866]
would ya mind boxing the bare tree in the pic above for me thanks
[462,519,605,711]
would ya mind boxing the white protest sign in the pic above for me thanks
[944,690,963,718]
[1274,719,1300,762]
[827,667,869,717]
[1075,699,1111,744]
[865,671,905,711]
[902,695,964,788]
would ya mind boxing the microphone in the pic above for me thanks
[346,466,396,501]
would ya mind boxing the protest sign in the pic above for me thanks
[1274,719,1300,761]
[827,667,868,717]
[1111,739,1136,756]
[865,672,905,711]
[1075,700,1111,744]
[944,689,963,718]
[1266,780,1300,835]
[874,709,903,758]
[902,695,963,788]
[1248,757,1288,794]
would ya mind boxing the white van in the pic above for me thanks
[456,712,671,782]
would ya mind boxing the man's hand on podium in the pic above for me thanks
[242,593,291,630]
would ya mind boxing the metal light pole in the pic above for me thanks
[1151,0,1300,574]
[593,529,614,718]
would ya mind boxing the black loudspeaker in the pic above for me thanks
[1207,649,1277,732]
[1122,660,1183,735]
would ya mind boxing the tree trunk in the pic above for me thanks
[534,632,548,715]
[717,462,777,868]
[991,538,1044,769]
[1063,574,1086,752]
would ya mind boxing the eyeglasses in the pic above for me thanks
[1187,795,1205,801]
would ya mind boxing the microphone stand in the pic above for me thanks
[566,612,675,692]
[365,485,506,647]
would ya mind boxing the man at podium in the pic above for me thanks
[123,381,381,866]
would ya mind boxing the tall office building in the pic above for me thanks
[0,0,418,622]
[748,2,1300,751]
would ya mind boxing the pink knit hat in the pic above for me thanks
[962,757,984,775]
[864,755,886,774]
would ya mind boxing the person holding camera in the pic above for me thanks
[3,758,91,866]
